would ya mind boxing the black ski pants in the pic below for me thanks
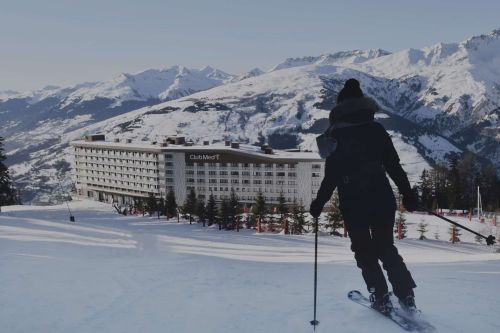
[346,218,416,299]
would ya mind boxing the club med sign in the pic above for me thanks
[184,151,273,164]
[187,153,221,162]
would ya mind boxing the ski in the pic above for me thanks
[348,290,435,332]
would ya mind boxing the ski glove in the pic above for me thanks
[402,192,418,212]
[309,199,323,218]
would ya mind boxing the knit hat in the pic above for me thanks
[336,78,364,103]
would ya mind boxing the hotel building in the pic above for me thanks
[71,135,324,207]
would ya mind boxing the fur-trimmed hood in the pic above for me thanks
[329,97,379,124]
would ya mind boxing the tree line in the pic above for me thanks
[0,137,19,211]
[415,152,500,211]
[131,187,324,234]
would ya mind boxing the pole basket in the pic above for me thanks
[69,215,75,223]
[486,235,496,246]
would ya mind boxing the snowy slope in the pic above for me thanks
[0,200,499,333]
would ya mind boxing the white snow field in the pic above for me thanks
[1,200,499,333]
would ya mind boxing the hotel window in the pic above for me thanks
[186,162,194,166]
[288,172,296,177]
[231,179,239,184]
[265,172,273,176]
[231,163,238,167]
[219,171,228,175]
[197,170,205,175]
[209,171,217,175]
[312,172,321,178]
[253,180,262,184]
[219,163,227,167]
[230,171,239,176]
[312,164,321,169]
[265,180,273,185]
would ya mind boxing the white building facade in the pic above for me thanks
[71,136,324,207]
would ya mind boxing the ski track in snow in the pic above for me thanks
[0,199,499,333]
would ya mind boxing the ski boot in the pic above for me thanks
[369,288,393,314]
[399,291,418,314]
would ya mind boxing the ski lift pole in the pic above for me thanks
[427,210,496,245]
[310,216,320,330]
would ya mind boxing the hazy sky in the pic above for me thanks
[1,0,499,92]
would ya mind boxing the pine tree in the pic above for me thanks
[228,189,240,230]
[165,188,178,219]
[135,198,145,216]
[245,204,256,229]
[394,209,407,240]
[157,197,165,219]
[0,136,18,211]
[417,221,428,240]
[206,192,217,226]
[326,190,343,236]
[145,192,158,215]
[290,199,307,235]
[219,198,229,230]
[446,155,461,210]
[253,190,267,227]
[276,191,288,219]
[195,195,206,226]
[418,169,433,210]
[183,188,197,224]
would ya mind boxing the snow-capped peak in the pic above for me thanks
[58,65,236,107]
[233,68,265,82]
[270,49,391,71]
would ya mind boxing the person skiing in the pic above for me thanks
[309,78,419,314]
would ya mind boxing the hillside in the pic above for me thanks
[1,200,499,332]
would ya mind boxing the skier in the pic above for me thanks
[310,78,419,314]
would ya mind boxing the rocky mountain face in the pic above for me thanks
[1,29,499,204]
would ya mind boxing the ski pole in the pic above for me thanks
[310,216,320,330]
[427,210,496,246]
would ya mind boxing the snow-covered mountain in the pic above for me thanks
[0,66,236,201]
[2,28,499,204]
[270,49,392,71]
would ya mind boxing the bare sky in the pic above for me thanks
[1,0,499,92]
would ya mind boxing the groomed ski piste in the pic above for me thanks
[1,199,499,333]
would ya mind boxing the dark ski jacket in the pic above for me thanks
[314,97,412,225]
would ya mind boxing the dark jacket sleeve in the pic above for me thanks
[381,129,412,195]
[314,155,338,207]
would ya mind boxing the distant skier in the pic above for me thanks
[310,78,419,314]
